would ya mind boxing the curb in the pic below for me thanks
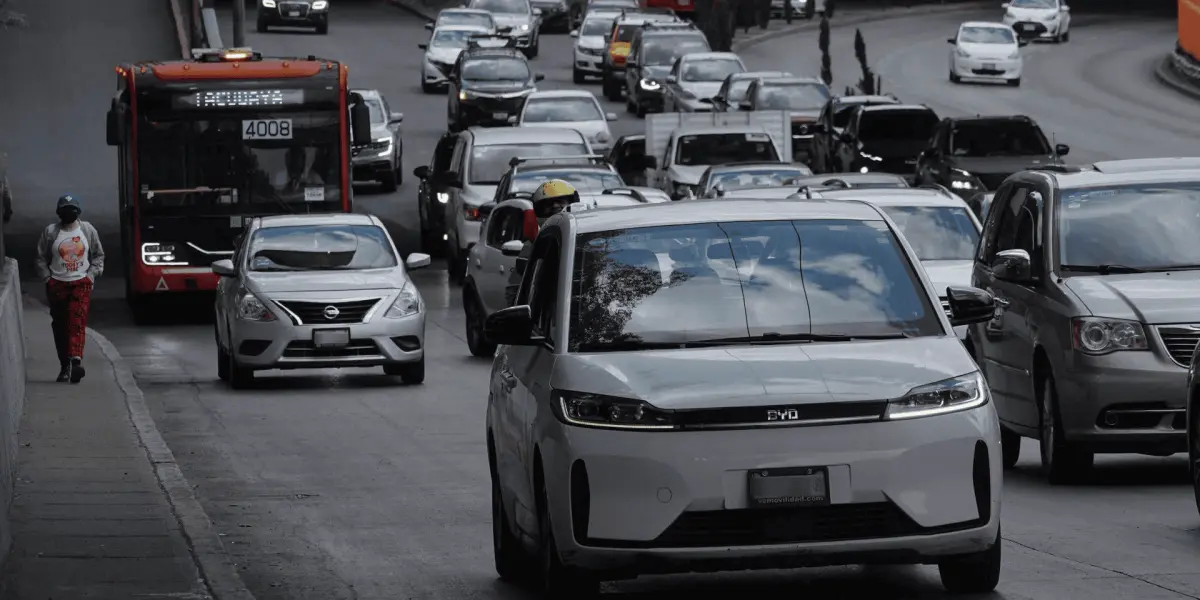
[26,297,255,600]
[732,1,992,51]
[1153,54,1200,101]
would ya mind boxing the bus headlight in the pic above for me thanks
[141,243,186,266]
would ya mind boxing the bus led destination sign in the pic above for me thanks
[174,89,305,109]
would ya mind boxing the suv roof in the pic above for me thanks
[566,198,883,234]
[1018,158,1200,190]
[809,187,966,208]
[467,126,588,146]
[860,103,934,114]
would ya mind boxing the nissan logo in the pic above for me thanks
[323,306,340,320]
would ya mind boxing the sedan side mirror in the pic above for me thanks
[947,37,956,44]
[991,248,1032,282]
[507,115,519,124]
[533,7,543,15]
[1018,39,1029,47]
[413,165,430,179]
[946,286,996,326]
[501,239,525,256]
[419,43,428,50]
[405,253,432,270]
[424,23,433,31]
[1055,143,1070,156]
[605,112,617,121]
[484,305,539,346]
[211,259,236,277]
[535,73,545,82]
[389,112,404,124]
[569,29,579,37]
[1060,4,1069,10]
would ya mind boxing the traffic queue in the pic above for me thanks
[113,0,1197,596]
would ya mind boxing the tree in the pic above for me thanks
[853,28,877,95]
[818,16,832,86]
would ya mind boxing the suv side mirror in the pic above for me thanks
[413,165,430,179]
[501,240,525,256]
[389,112,404,124]
[946,286,996,326]
[947,37,956,44]
[418,43,428,50]
[535,73,545,82]
[991,248,1032,282]
[424,23,433,31]
[1055,143,1070,156]
[484,305,539,345]
[569,29,579,37]
[211,259,236,277]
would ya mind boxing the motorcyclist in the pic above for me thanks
[504,179,580,306]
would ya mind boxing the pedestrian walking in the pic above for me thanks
[34,195,104,383]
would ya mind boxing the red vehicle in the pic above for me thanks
[640,0,694,16]
[105,48,372,307]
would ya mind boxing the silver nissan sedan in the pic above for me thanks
[483,199,1003,596]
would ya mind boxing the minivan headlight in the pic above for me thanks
[385,283,421,318]
[553,390,676,430]
[885,372,988,420]
[237,292,276,322]
[1071,317,1148,355]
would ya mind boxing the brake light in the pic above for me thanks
[464,206,483,221]
[522,209,538,240]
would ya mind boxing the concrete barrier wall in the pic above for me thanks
[0,258,26,567]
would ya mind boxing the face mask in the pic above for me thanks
[58,209,79,224]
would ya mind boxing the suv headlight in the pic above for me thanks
[236,292,276,322]
[949,168,983,191]
[553,391,676,430]
[312,0,328,9]
[520,23,530,31]
[639,78,661,90]
[385,283,421,318]
[1072,317,1148,355]
[885,372,989,420]
[142,242,186,265]
[262,0,276,6]
[366,137,392,156]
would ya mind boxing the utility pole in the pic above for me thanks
[232,0,246,47]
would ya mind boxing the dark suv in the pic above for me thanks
[916,115,1069,197]
[808,94,899,173]
[447,37,544,132]
[833,104,939,179]
[623,22,707,117]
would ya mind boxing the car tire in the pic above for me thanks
[949,70,961,83]
[448,245,465,285]
[626,95,636,114]
[491,457,531,581]
[421,80,437,94]
[1190,402,1200,515]
[528,40,540,59]
[380,169,398,193]
[385,357,425,384]
[226,342,254,389]
[216,341,231,382]
[636,101,647,118]
[465,291,497,358]
[537,482,600,597]
[1039,372,1094,484]
[257,19,268,33]
[1062,30,1070,42]
[1000,427,1021,469]
[316,21,328,34]
[937,526,1002,594]
[573,68,585,84]
[603,74,621,102]
[1008,77,1021,87]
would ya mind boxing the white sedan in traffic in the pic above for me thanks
[513,89,617,153]
[948,22,1026,87]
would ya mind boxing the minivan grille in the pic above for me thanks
[1155,325,1200,367]
[277,299,380,325]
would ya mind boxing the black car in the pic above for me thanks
[447,37,544,132]
[915,115,1069,195]
[606,134,647,185]
[257,0,328,34]
[833,104,939,179]
[624,22,707,117]
[808,94,899,173]
[530,0,570,31]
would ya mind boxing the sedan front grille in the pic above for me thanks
[276,298,381,325]
[282,339,381,359]
[278,1,310,16]
[1155,325,1200,366]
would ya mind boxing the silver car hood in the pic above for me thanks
[1007,6,1059,20]
[248,269,406,294]
[1064,271,1200,324]
[553,337,976,410]
[921,260,973,298]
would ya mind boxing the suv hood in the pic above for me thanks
[1065,271,1200,324]
[248,269,406,294]
[554,337,976,409]
[952,155,1055,177]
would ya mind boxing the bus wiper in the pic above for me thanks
[1061,264,1146,274]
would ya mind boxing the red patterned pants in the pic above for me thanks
[46,277,93,362]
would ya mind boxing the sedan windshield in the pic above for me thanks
[248,224,397,271]
[512,169,624,193]
[960,26,1016,44]
[880,206,979,261]
[682,58,743,81]
[439,12,494,28]
[522,97,603,122]
[1058,183,1200,270]
[569,219,940,351]
[461,57,530,81]
[432,29,481,47]
[755,83,830,110]
[470,142,590,184]
[858,111,939,141]
[677,133,778,166]
[711,167,812,190]
[474,0,528,13]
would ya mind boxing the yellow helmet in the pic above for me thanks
[531,179,580,218]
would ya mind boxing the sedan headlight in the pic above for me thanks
[458,90,472,101]
[385,283,421,318]
[311,0,327,9]
[885,372,989,420]
[1008,50,1021,59]
[520,23,530,31]
[553,391,675,430]
[955,48,971,58]
[639,78,661,90]
[262,0,276,6]
[236,292,276,322]
[1072,317,1148,355]
[141,243,186,266]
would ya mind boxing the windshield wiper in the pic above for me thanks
[696,331,913,344]
[1061,264,1146,274]
[577,333,733,352]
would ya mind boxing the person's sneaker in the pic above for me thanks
[56,362,70,383]
[69,358,85,384]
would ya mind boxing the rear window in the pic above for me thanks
[858,110,939,141]
[249,225,396,272]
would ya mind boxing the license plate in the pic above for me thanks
[492,112,508,120]
[288,10,300,16]
[313,328,350,348]
[748,467,829,507]
[1019,23,1035,31]
[983,63,996,70]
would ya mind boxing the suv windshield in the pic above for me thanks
[676,133,778,166]
[474,0,528,13]
[439,12,494,27]
[248,224,396,271]
[569,219,940,351]
[682,58,742,81]
[1059,182,1200,270]
[644,36,709,65]
[462,57,530,81]
[432,29,481,47]
[950,121,1049,156]
[755,82,829,110]
[881,205,979,260]
[858,110,939,141]
[363,98,385,125]
[513,169,623,193]
[522,97,602,122]
[470,142,590,184]
[960,26,1016,44]
[581,18,612,35]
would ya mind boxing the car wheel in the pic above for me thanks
[1062,30,1069,42]
[384,357,425,384]
[1039,372,1093,483]
[1190,403,1200,515]
[227,341,254,389]
[421,80,437,94]
[626,95,636,114]
[465,293,497,358]
[604,76,621,102]
[1008,77,1021,87]
[573,68,585,84]
[216,338,230,382]
[938,526,1002,593]
[491,460,531,581]
[1000,427,1020,469]
[316,21,328,34]
[528,41,540,59]
[380,169,398,193]
[949,70,961,83]
[448,245,465,285]
[257,19,268,33]
[537,481,600,597]
[636,102,647,118]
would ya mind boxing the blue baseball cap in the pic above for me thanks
[56,195,81,213]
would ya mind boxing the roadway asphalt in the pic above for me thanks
[14,2,1200,598]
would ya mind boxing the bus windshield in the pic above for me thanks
[136,111,342,215]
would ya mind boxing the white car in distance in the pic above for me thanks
[1001,0,1070,43]
[571,14,616,83]
[948,22,1026,87]
[513,90,617,153]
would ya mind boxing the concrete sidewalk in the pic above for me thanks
[0,296,213,599]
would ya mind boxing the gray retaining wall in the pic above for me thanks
[0,258,25,568]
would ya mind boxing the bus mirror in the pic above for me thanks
[350,100,372,145]
[106,107,123,146]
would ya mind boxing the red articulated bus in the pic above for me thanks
[105,48,372,307]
